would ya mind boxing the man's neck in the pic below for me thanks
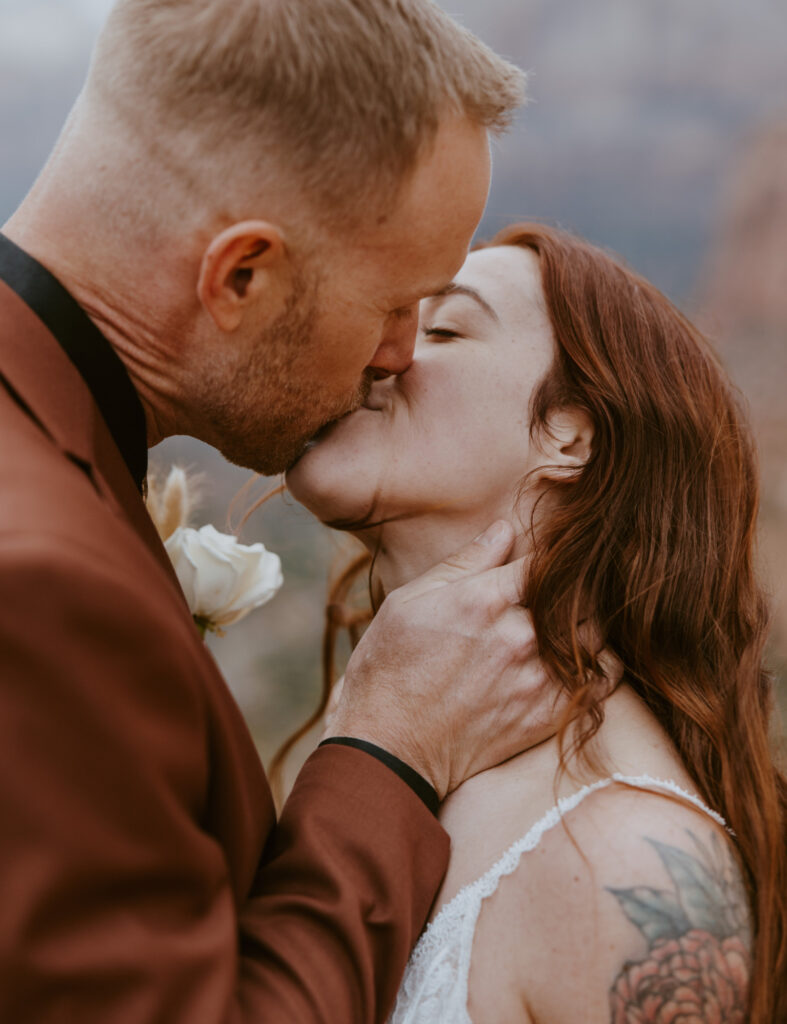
[3,211,190,449]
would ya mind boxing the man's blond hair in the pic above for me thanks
[84,0,525,228]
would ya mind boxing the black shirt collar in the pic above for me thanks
[0,232,148,493]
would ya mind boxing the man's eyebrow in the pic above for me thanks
[430,282,499,322]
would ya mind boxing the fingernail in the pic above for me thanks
[477,520,510,547]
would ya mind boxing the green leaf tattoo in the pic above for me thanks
[606,885,690,944]
[644,837,729,937]
[607,829,752,1023]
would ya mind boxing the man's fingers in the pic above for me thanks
[575,621,623,692]
[496,603,537,659]
[596,648,623,695]
[485,556,527,610]
[405,520,515,594]
[577,618,602,653]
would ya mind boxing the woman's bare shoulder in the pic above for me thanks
[468,782,752,1024]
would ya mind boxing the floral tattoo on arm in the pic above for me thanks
[607,829,752,1023]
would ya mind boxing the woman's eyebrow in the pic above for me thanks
[431,282,499,323]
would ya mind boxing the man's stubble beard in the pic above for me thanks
[199,275,373,475]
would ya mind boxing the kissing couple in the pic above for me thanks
[0,1,784,1022]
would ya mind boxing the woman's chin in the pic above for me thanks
[285,404,393,526]
[285,447,375,528]
[284,453,331,519]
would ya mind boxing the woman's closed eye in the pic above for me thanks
[423,326,461,341]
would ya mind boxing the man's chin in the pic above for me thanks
[217,417,342,476]
[215,379,371,476]
[214,431,311,477]
[291,415,342,459]
[285,401,364,469]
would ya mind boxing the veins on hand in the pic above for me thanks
[606,829,751,1023]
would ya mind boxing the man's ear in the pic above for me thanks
[532,407,594,482]
[197,221,288,332]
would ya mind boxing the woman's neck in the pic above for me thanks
[358,505,536,595]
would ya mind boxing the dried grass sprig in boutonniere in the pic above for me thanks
[146,466,283,638]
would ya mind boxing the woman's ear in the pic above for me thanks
[532,407,594,482]
[197,221,288,332]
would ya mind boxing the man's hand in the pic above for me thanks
[324,521,570,800]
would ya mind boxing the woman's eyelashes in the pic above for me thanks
[422,326,461,341]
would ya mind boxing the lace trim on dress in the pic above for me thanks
[389,773,727,1024]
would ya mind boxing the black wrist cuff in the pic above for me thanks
[318,737,440,816]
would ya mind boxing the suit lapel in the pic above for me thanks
[0,279,95,469]
[0,279,184,597]
[91,419,184,594]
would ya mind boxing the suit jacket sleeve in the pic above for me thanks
[0,533,450,1024]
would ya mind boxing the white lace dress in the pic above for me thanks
[389,773,727,1024]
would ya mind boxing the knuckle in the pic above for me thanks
[497,612,536,658]
[441,552,472,573]
[516,634,539,660]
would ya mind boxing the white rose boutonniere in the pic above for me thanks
[165,525,283,636]
[147,466,283,637]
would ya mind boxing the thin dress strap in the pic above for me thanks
[389,773,727,1024]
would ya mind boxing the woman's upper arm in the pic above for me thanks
[468,787,752,1023]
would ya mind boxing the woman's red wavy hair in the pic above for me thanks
[491,224,786,1022]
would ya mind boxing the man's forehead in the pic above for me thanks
[353,127,490,250]
[347,228,467,296]
[351,214,469,255]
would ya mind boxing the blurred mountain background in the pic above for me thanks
[1,0,785,779]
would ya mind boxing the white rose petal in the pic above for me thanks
[164,524,283,631]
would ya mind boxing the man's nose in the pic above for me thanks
[367,308,418,379]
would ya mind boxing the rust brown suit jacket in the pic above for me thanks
[0,270,449,1023]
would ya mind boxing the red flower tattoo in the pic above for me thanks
[608,830,752,1023]
[609,929,749,1023]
